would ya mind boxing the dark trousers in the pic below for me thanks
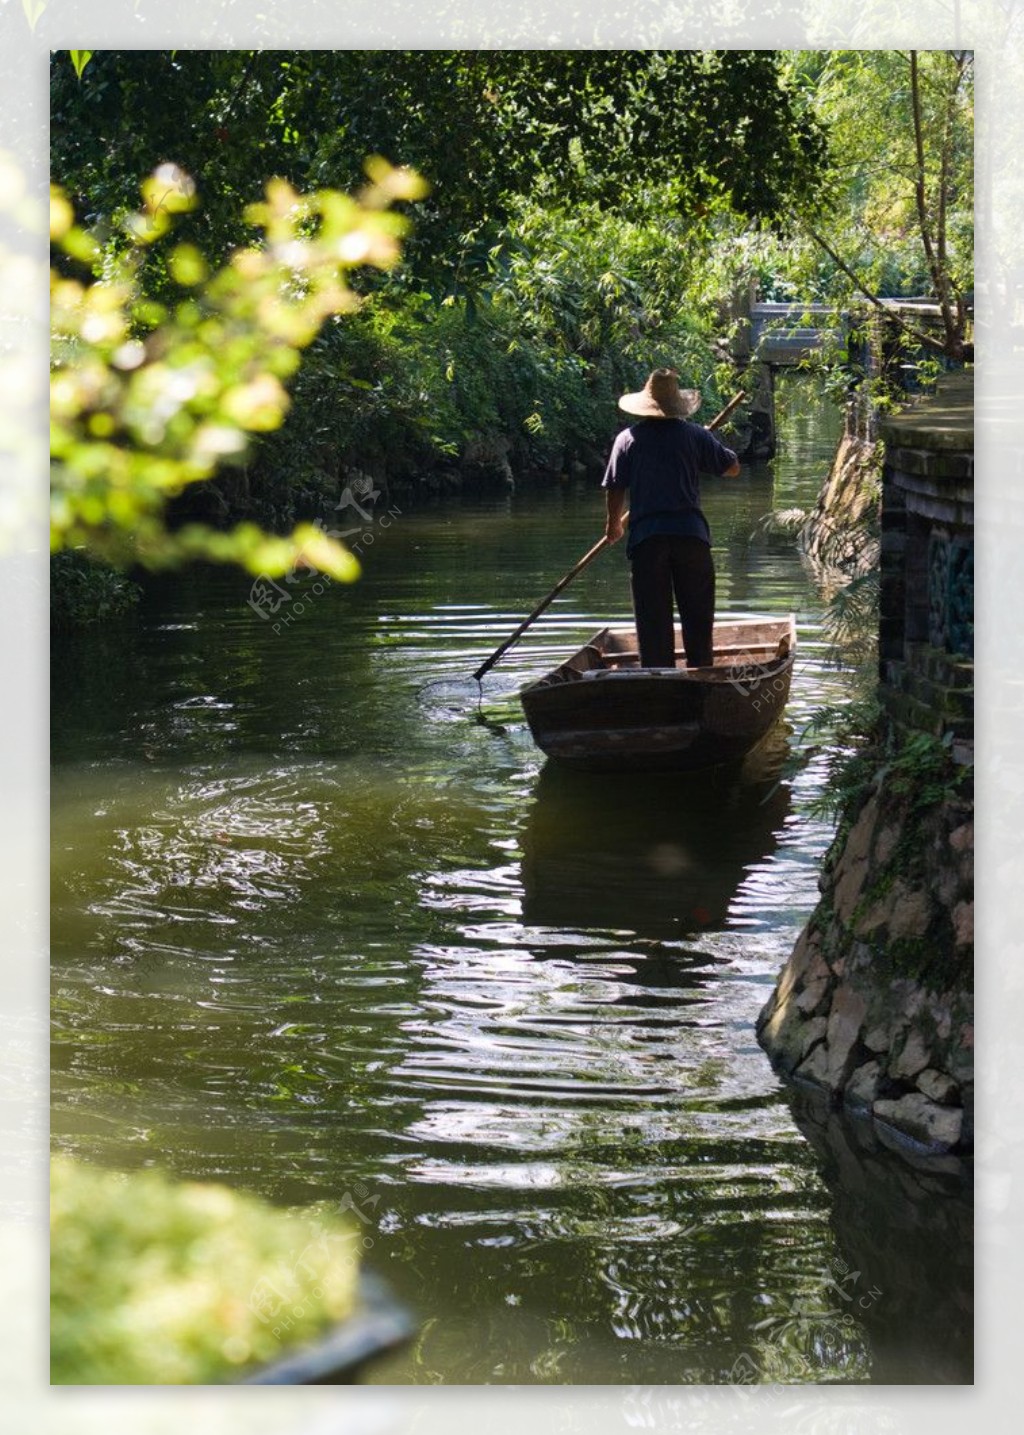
[629,534,715,668]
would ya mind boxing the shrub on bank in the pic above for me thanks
[244,202,734,509]
[51,1154,362,1384]
[50,550,141,628]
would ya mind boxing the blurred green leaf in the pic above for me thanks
[50,165,420,582]
[51,1155,360,1384]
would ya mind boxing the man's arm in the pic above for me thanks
[601,430,630,542]
[695,425,740,478]
[605,485,627,544]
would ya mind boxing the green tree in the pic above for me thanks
[51,50,827,297]
[50,158,425,577]
[782,49,973,360]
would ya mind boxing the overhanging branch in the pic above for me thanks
[805,227,951,357]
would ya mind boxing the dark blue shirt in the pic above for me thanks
[601,418,737,557]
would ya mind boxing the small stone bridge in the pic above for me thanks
[749,301,847,366]
[737,298,951,457]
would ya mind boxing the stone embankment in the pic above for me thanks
[801,428,879,573]
[757,775,973,1152]
[758,372,974,1155]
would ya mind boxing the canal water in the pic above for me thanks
[51,379,971,1384]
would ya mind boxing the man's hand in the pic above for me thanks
[604,515,625,545]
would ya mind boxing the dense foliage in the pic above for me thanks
[51,50,825,291]
[49,548,140,628]
[50,49,973,616]
[767,51,974,362]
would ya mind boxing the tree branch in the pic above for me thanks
[805,226,949,356]
[219,51,260,122]
[937,75,953,317]
[910,51,959,350]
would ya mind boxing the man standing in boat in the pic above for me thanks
[602,368,740,668]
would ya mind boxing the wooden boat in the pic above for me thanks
[519,615,796,773]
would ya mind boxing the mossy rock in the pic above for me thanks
[51,1155,361,1385]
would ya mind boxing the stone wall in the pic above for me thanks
[876,372,973,764]
[756,774,973,1153]
[801,427,879,573]
[758,372,974,1156]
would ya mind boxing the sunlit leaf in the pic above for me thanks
[168,244,208,286]
[49,186,73,241]
[141,164,197,216]
[62,226,100,264]
[221,374,289,431]
[50,173,406,578]
[124,209,171,245]
[22,0,47,33]
[363,154,430,202]
[289,522,361,582]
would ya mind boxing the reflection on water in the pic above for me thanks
[785,1087,973,1385]
[521,743,791,938]
[50,379,971,1383]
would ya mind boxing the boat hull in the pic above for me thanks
[520,617,796,773]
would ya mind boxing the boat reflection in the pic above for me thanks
[520,742,792,940]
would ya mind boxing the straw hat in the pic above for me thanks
[618,368,701,419]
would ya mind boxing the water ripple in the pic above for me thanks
[50,384,970,1384]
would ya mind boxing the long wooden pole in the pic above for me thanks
[471,390,746,683]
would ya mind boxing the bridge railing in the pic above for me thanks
[748,303,846,365]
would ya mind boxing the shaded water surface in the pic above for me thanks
[51,381,971,1383]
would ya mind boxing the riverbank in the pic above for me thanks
[757,756,973,1153]
[169,386,755,530]
[757,373,974,1155]
[53,386,753,628]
